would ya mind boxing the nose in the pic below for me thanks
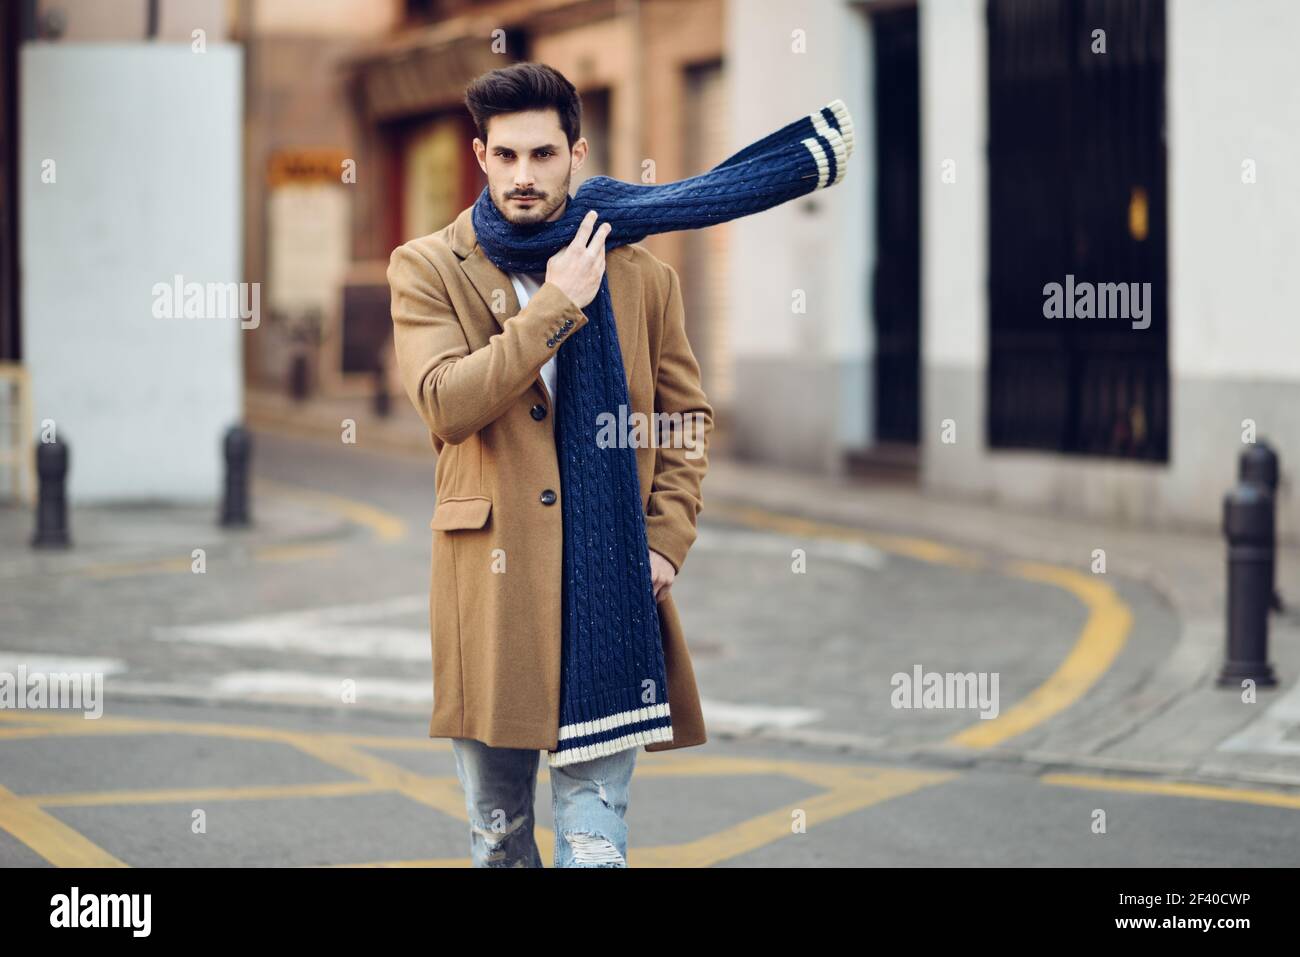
[514,160,535,192]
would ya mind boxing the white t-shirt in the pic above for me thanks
[508,271,557,405]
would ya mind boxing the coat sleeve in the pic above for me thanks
[388,241,590,445]
[644,261,714,574]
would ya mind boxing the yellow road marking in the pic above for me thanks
[319,857,472,868]
[287,736,469,822]
[948,561,1132,748]
[0,709,958,867]
[328,764,959,868]
[704,500,1133,751]
[81,543,340,579]
[629,764,956,868]
[705,501,984,568]
[81,545,339,579]
[29,780,387,807]
[254,542,341,563]
[0,726,88,740]
[1042,772,1300,810]
[255,477,407,542]
[84,556,197,579]
[5,708,1297,867]
[0,783,126,867]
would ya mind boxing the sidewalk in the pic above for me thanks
[245,387,434,459]
[701,456,1300,789]
[0,477,353,581]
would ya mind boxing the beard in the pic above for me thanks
[493,178,570,225]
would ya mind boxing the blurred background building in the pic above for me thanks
[916,0,1300,540]
[4,0,239,503]
[2,0,1299,540]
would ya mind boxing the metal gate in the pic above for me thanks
[987,0,1168,461]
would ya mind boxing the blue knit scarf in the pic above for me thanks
[471,99,854,766]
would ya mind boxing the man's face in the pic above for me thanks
[473,108,587,225]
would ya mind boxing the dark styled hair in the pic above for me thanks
[463,62,582,150]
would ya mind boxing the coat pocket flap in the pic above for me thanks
[430,496,492,530]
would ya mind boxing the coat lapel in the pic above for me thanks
[450,205,642,407]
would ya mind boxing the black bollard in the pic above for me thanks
[31,436,71,548]
[1238,441,1282,611]
[289,353,310,402]
[220,425,252,527]
[1217,480,1278,687]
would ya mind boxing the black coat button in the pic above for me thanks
[530,404,547,420]
[540,489,557,505]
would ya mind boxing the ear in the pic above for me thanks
[471,137,488,174]
[570,136,589,175]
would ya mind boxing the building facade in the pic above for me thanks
[240,0,731,422]
[727,0,1300,541]
[8,0,241,503]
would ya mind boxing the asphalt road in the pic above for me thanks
[3,428,1296,868]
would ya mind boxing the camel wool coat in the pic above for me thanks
[388,204,713,754]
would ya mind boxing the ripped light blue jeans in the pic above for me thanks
[450,737,638,867]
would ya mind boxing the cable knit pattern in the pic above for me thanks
[471,99,855,766]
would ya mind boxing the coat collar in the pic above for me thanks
[449,204,643,403]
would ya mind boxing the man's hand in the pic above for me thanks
[545,210,612,308]
[649,547,675,602]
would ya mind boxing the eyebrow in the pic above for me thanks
[491,144,562,153]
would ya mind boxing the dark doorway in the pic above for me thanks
[0,0,24,363]
[871,4,921,448]
[987,0,1168,461]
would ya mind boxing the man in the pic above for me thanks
[387,62,714,868]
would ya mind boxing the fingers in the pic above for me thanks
[592,222,612,259]
[650,563,673,600]
[572,209,598,249]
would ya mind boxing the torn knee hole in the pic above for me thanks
[565,830,625,866]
